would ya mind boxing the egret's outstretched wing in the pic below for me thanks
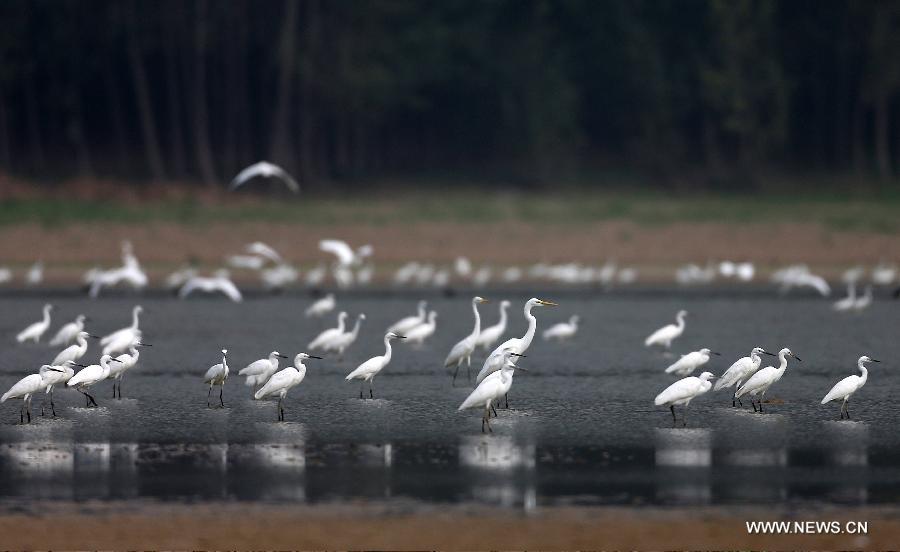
[229,161,299,193]
[319,239,355,266]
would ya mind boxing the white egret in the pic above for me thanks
[16,304,53,344]
[305,264,327,287]
[475,300,510,351]
[51,331,99,366]
[852,285,873,312]
[833,282,857,311]
[476,298,557,385]
[387,300,427,334]
[0,266,11,284]
[305,293,335,317]
[49,314,88,347]
[260,264,298,291]
[101,305,143,347]
[345,332,405,399]
[25,261,43,286]
[239,351,289,389]
[2,365,64,423]
[872,262,896,285]
[42,360,78,416]
[665,348,720,377]
[109,341,151,399]
[325,313,366,358]
[454,256,473,279]
[654,371,715,426]
[308,311,348,351]
[821,355,880,419]
[319,239,372,268]
[542,315,580,341]
[246,241,284,264]
[178,269,242,302]
[458,350,526,433]
[165,265,197,291]
[229,161,299,193]
[444,296,488,385]
[227,254,266,270]
[404,311,438,345]
[736,347,801,412]
[67,354,123,407]
[644,310,687,349]
[203,349,229,408]
[714,347,776,406]
[255,352,322,421]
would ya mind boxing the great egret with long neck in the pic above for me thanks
[308,311,348,351]
[444,297,489,385]
[735,347,801,412]
[387,301,427,335]
[458,350,527,433]
[821,355,880,419]
[476,298,557,385]
[346,332,405,399]
[475,300,510,351]
[16,304,53,344]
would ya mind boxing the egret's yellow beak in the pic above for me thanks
[538,299,558,306]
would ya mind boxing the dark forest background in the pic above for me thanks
[0,0,898,191]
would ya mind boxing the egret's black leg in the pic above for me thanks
[19,405,23,424]
[113,382,116,398]
[490,403,498,417]
[451,365,459,386]
[219,386,225,407]
[26,407,31,423]
[751,399,758,412]
[207,385,213,408]
[670,405,677,423]
[846,400,851,419]
[50,394,56,417]
[737,397,743,407]
[481,415,486,433]
[86,392,98,407]
[369,386,374,399]
[41,402,45,417]
[504,393,509,410]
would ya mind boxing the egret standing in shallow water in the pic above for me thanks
[714,347,776,406]
[387,300,427,335]
[1,365,64,423]
[404,311,438,345]
[444,297,488,385]
[325,313,366,359]
[67,355,123,407]
[654,371,715,426]
[735,347,800,412]
[821,355,880,419]
[109,342,151,399]
[459,349,526,433]
[51,331,98,366]
[203,349,229,408]
[346,332,405,399]
[255,352,321,421]
[101,305,143,351]
[542,315,580,342]
[644,310,687,350]
[476,298,557,385]
[308,311,348,351]
[665,348,720,377]
[16,304,53,344]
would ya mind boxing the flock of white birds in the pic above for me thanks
[1,277,881,431]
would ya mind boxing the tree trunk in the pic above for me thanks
[193,0,217,186]
[163,6,187,179]
[874,90,891,179]
[270,0,299,168]
[128,19,167,182]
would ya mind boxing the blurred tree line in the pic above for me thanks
[0,0,898,190]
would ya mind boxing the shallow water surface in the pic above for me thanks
[0,292,898,509]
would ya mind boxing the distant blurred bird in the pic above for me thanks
[25,261,43,286]
[475,300,510,351]
[387,300,428,335]
[178,270,242,302]
[542,315,580,342]
[404,311,437,345]
[229,161,299,193]
[305,293,336,317]
[644,310,687,350]
[49,314,88,347]
[0,267,12,285]
[16,304,53,343]
[665,348,719,377]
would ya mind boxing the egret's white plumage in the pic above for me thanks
[444,296,488,384]
[178,270,242,302]
[476,298,557,384]
[324,313,366,357]
[654,371,715,425]
[16,304,53,344]
[2,365,64,423]
[458,349,525,433]
[229,161,299,193]
[203,349,229,407]
[101,305,143,347]
[345,332,405,398]
[404,311,437,345]
[67,354,122,407]
[255,352,321,421]
[665,348,719,377]
[42,360,77,416]
[833,282,857,311]
[387,301,427,335]
[49,314,87,347]
[239,351,289,388]
[821,355,879,419]
[735,348,800,411]
[109,342,149,399]
[305,293,335,317]
[475,300,510,351]
[542,315,580,341]
[644,310,687,349]
[52,331,95,366]
[308,311,348,350]
[714,347,774,406]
